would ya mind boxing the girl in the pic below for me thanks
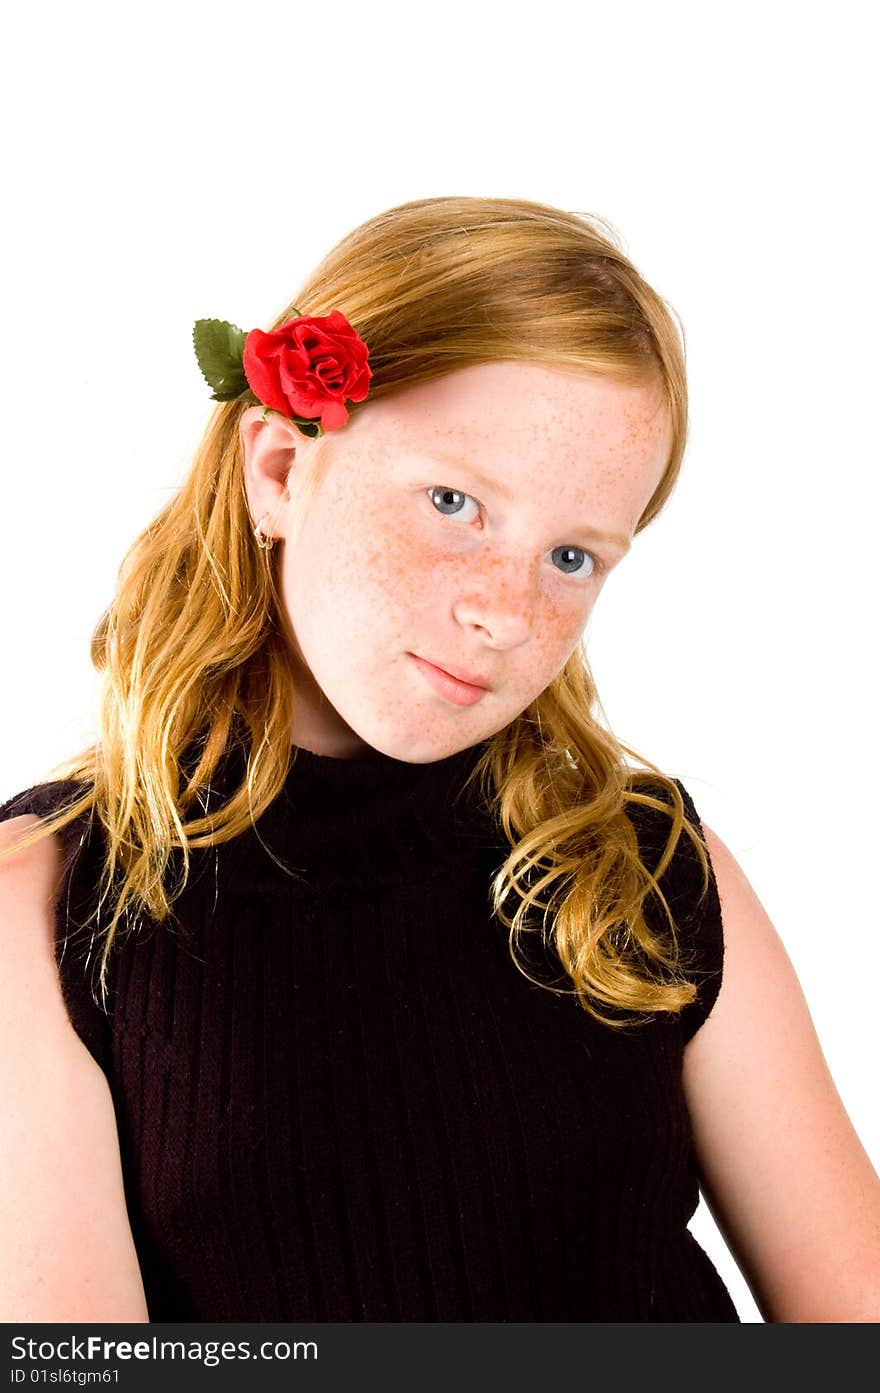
[1,196,878,1323]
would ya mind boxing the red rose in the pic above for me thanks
[242,310,372,432]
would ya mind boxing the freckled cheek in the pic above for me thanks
[359,530,451,607]
[531,592,587,663]
[283,496,391,604]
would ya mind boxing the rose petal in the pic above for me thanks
[242,313,371,424]
[320,399,349,431]
[243,330,295,417]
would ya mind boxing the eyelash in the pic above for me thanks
[426,485,605,580]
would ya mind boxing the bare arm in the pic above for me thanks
[0,814,150,1322]
[682,821,880,1322]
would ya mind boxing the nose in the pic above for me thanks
[451,550,540,649]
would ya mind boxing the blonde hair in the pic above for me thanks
[3,194,708,1027]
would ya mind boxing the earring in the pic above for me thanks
[253,514,276,550]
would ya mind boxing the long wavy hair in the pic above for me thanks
[3,194,709,1027]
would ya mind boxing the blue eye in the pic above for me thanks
[426,485,602,580]
[550,545,597,579]
[427,486,480,521]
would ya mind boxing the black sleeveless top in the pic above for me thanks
[0,741,740,1322]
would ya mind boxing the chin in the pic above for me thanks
[375,716,508,766]
[376,737,464,765]
[345,721,476,766]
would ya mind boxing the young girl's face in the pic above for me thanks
[243,361,671,761]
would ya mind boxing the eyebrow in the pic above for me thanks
[414,454,633,554]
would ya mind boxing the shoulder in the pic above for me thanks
[0,808,64,885]
[682,815,821,1075]
[686,818,804,1046]
[0,815,148,1320]
[0,776,98,899]
[0,777,93,844]
[0,811,84,1044]
[1,781,113,1068]
[681,819,880,1320]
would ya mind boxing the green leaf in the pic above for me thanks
[192,319,249,400]
[292,418,321,438]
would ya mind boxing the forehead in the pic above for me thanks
[336,363,670,529]
[351,361,669,462]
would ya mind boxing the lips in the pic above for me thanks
[415,655,492,691]
[408,654,490,709]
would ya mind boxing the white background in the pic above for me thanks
[1,2,876,1322]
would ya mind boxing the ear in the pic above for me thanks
[239,405,316,541]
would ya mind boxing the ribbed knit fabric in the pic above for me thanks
[1,741,739,1322]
